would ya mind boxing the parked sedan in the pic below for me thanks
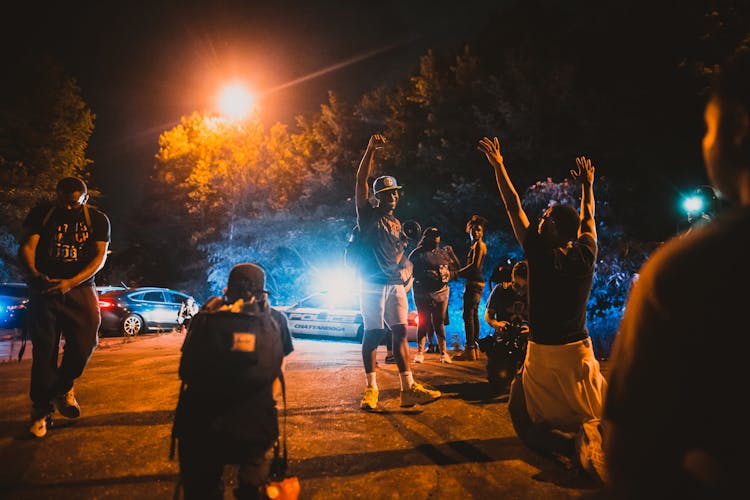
[0,283,29,334]
[1,283,130,337]
[276,291,418,342]
[98,286,199,336]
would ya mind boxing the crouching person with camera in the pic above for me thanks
[171,263,294,500]
[481,260,530,393]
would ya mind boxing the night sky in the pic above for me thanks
[4,0,501,217]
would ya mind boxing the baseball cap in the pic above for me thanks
[226,263,269,300]
[56,177,87,194]
[372,175,403,195]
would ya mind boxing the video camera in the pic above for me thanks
[504,320,528,337]
[478,320,529,354]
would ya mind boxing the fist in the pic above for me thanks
[369,133,387,149]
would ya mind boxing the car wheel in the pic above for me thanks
[121,314,145,336]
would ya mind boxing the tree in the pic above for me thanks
[0,57,95,279]
[147,111,339,289]
[293,91,358,201]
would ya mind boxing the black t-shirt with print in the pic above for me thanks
[486,282,528,326]
[23,202,111,284]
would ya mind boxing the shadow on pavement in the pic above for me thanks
[437,380,509,404]
[288,436,599,490]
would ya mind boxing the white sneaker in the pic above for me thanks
[29,413,51,438]
[439,352,452,364]
[574,420,608,484]
[413,351,425,363]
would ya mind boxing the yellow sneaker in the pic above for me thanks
[360,387,379,411]
[400,382,441,407]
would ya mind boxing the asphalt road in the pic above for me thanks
[0,331,608,499]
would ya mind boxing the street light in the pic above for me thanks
[682,193,707,216]
[216,82,256,120]
[681,185,718,229]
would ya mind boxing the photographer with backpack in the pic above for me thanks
[172,263,294,500]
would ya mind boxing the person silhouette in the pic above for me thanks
[454,215,488,361]
[478,137,607,482]
[408,226,460,364]
[354,134,440,411]
[603,43,750,498]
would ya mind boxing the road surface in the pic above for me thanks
[0,331,607,499]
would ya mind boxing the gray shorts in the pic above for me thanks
[359,281,408,330]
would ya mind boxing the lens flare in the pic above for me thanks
[312,267,358,299]
[682,195,705,214]
[217,83,255,120]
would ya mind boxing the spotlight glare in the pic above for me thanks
[682,195,704,214]
[217,83,255,120]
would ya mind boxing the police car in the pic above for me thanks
[277,290,418,342]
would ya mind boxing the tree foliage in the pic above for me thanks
[0,57,95,279]
[154,112,332,240]
[134,0,750,360]
[5,0,750,358]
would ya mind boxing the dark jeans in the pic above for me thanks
[462,281,484,349]
[414,288,449,353]
[179,435,274,500]
[27,285,100,415]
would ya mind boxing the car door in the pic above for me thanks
[138,290,172,329]
[285,293,361,339]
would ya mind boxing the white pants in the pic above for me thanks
[522,339,607,430]
[359,281,408,330]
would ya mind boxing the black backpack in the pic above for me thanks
[177,301,283,398]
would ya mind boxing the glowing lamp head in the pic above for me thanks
[217,83,256,120]
[682,185,717,218]
[682,195,705,215]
